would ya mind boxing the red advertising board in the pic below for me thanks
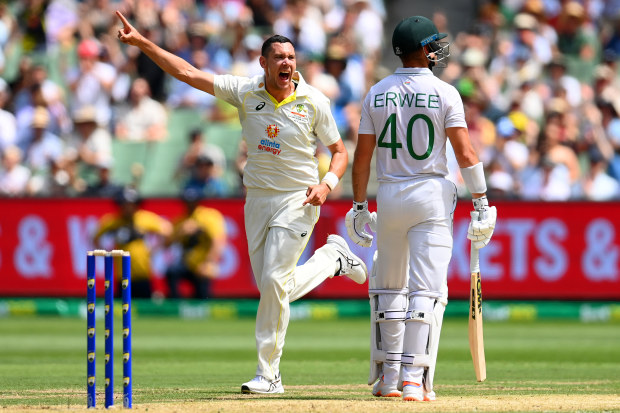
[0,199,619,300]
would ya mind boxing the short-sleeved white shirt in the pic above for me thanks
[359,67,467,182]
[214,72,340,191]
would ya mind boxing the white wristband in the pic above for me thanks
[460,162,487,194]
[353,200,368,211]
[321,171,339,190]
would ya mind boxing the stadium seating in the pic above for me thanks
[110,109,243,197]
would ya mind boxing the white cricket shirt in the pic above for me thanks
[359,67,467,182]
[214,72,340,191]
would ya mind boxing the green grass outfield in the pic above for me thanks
[1,314,619,412]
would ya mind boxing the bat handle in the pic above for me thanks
[470,243,480,274]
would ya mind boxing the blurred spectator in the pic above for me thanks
[230,33,264,78]
[0,3,14,72]
[24,106,63,176]
[175,128,226,183]
[459,46,503,119]
[17,0,47,53]
[462,93,495,156]
[78,0,116,39]
[132,26,168,102]
[0,146,31,197]
[14,81,48,152]
[72,105,113,182]
[42,148,84,197]
[483,116,529,177]
[577,101,614,173]
[595,98,620,181]
[543,57,581,108]
[539,110,581,179]
[304,53,339,102]
[66,38,117,127]
[520,156,572,200]
[11,65,70,137]
[507,108,540,149]
[603,16,620,56]
[44,0,79,52]
[583,147,620,201]
[487,159,516,199]
[93,186,173,298]
[322,42,356,135]
[0,79,17,152]
[522,0,558,48]
[115,78,168,142]
[342,0,384,59]
[592,64,620,109]
[273,0,326,57]
[556,1,598,61]
[246,0,277,30]
[184,154,229,198]
[165,187,227,299]
[514,78,546,124]
[512,12,553,70]
[167,50,218,110]
[82,162,121,198]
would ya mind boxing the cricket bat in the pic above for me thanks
[469,242,487,382]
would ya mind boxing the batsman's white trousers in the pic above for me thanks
[245,189,340,381]
[374,177,456,299]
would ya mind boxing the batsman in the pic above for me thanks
[347,16,497,401]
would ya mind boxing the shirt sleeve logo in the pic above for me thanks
[256,101,266,110]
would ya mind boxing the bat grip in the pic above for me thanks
[470,243,480,273]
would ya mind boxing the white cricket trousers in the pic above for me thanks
[245,189,340,381]
[374,177,456,299]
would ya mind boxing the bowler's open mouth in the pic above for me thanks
[279,72,290,81]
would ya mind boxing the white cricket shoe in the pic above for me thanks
[241,375,284,394]
[327,235,368,284]
[372,375,401,397]
[402,381,434,401]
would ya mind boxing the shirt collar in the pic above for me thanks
[395,67,433,75]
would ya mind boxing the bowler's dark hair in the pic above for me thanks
[261,35,294,57]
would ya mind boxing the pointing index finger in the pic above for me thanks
[116,11,131,29]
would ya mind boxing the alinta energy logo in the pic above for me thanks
[266,124,279,139]
[258,124,282,155]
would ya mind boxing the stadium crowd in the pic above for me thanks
[1,0,620,201]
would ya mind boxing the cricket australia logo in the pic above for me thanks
[289,104,310,124]
[293,104,307,115]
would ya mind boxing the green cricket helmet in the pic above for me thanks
[392,16,450,66]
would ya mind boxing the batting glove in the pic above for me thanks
[345,201,377,248]
[467,196,497,249]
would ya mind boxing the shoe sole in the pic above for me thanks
[373,391,401,397]
[328,235,368,284]
[402,381,425,401]
[241,386,284,394]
